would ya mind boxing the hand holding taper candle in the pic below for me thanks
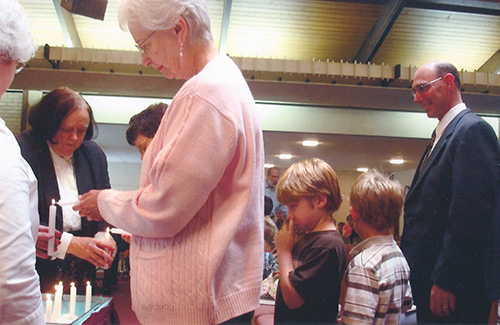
[36,225,62,259]
[73,190,103,221]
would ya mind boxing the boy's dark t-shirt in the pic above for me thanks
[274,230,347,324]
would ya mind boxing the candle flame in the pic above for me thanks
[52,199,55,205]
[87,281,90,285]
[71,282,75,287]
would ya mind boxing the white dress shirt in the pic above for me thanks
[48,146,82,259]
[0,118,44,324]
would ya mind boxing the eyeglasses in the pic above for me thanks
[136,137,152,155]
[411,76,443,98]
[134,30,157,54]
[15,61,26,74]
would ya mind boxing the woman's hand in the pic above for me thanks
[36,225,62,259]
[67,236,115,268]
[74,190,103,221]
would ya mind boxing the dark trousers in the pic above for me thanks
[220,311,254,324]
[416,299,490,324]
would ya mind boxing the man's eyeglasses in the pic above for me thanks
[15,61,26,74]
[135,30,157,54]
[411,76,443,98]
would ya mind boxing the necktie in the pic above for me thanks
[419,130,436,175]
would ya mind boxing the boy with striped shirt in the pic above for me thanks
[341,170,413,324]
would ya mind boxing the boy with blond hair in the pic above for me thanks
[341,170,412,324]
[274,158,347,324]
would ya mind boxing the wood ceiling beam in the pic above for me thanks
[9,69,500,117]
[478,49,500,74]
[218,0,233,54]
[52,0,82,48]
[354,0,408,64]
[407,0,500,16]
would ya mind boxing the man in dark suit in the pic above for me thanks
[401,60,500,324]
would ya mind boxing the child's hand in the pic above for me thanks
[275,219,297,253]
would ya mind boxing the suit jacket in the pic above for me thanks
[401,108,500,306]
[16,130,111,290]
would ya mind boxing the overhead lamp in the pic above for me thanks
[390,158,405,165]
[302,140,319,147]
[279,154,292,160]
[264,163,275,168]
[357,167,369,172]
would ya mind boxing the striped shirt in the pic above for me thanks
[342,235,413,325]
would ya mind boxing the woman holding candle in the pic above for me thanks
[17,87,116,294]
[76,0,264,323]
[0,0,45,323]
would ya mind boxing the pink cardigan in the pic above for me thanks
[98,55,264,324]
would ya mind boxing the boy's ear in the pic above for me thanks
[316,193,327,209]
[349,206,360,220]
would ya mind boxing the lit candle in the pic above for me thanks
[51,282,63,322]
[69,282,77,317]
[45,294,52,322]
[85,281,92,312]
[48,199,56,256]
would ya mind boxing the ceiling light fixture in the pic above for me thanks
[279,154,292,160]
[357,167,369,172]
[302,140,319,147]
[264,163,275,168]
[390,158,405,165]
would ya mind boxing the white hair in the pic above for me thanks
[0,0,38,62]
[118,0,213,46]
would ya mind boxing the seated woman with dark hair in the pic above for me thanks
[126,102,168,159]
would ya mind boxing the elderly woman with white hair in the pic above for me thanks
[76,0,265,323]
[0,0,45,323]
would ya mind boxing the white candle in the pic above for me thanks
[85,281,92,312]
[45,294,52,322]
[48,199,56,256]
[105,227,112,241]
[51,282,63,322]
[69,282,77,317]
[109,228,126,235]
[56,198,80,206]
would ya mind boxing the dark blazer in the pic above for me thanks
[401,108,500,309]
[17,130,111,292]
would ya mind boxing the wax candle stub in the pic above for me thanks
[69,282,77,317]
[85,281,92,312]
[45,294,52,322]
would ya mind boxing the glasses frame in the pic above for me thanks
[135,30,157,54]
[136,137,152,155]
[411,76,443,98]
[15,61,26,74]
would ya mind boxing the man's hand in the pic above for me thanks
[67,236,115,268]
[430,284,456,317]
[36,225,62,259]
[74,190,103,221]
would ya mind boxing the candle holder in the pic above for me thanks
[43,294,112,324]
